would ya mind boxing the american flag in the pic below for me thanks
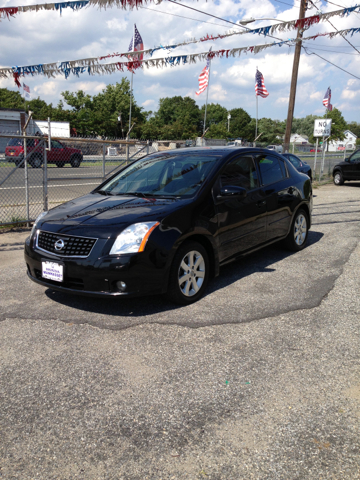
[195,49,211,96]
[23,83,31,99]
[255,70,269,98]
[323,87,331,110]
[128,24,144,61]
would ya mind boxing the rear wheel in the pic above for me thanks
[167,241,209,305]
[70,156,81,168]
[30,155,43,168]
[55,162,64,168]
[333,171,344,185]
[283,209,309,252]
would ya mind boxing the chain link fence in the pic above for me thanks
[0,134,158,226]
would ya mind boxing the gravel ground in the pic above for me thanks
[0,182,359,479]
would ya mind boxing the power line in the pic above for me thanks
[303,46,360,79]
[139,5,230,28]
[167,0,248,30]
[302,43,360,54]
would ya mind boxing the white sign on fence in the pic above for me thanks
[314,119,332,137]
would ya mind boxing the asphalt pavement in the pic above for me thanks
[0,182,359,479]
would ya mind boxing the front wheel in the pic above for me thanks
[30,155,43,168]
[15,158,24,168]
[283,209,309,252]
[55,161,64,168]
[70,156,81,168]
[167,241,209,305]
[333,171,344,185]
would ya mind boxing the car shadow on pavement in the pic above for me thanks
[45,230,324,317]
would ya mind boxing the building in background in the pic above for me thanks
[328,130,357,152]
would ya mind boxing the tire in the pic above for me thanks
[30,155,43,169]
[70,156,81,168]
[55,162,64,168]
[283,209,309,252]
[167,241,209,305]
[333,170,344,185]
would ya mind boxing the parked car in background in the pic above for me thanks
[5,138,83,168]
[25,147,312,305]
[333,149,360,185]
[310,148,321,153]
[282,153,312,181]
[227,140,242,147]
[185,140,195,147]
[266,145,283,154]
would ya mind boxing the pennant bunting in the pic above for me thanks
[1,26,360,84]
[0,1,89,19]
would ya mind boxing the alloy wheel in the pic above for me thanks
[294,214,307,246]
[178,250,205,297]
[334,173,341,184]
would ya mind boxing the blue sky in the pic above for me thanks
[0,0,359,122]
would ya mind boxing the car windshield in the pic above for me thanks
[99,153,221,198]
[7,138,23,146]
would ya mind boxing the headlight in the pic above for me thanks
[110,222,160,255]
[31,211,48,238]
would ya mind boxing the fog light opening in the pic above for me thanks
[116,280,127,292]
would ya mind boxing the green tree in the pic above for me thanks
[206,123,228,139]
[258,118,285,144]
[292,115,318,138]
[26,97,54,120]
[156,96,201,137]
[325,107,347,144]
[228,108,252,139]
[346,121,360,139]
[200,103,227,129]
[0,88,24,109]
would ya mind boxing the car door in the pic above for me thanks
[214,155,267,262]
[255,153,296,241]
[347,150,360,179]
[49,140,64,163]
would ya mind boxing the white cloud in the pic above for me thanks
[142,99,156,108]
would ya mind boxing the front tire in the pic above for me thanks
[15,158,24,168]
[70,156,81,168]
[55,161,64,168]
[283,209,309,252]
[167,241,209,305]
[333,171,344,185]
[30,155,43,168]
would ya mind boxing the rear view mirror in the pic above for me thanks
[218,185,247,200]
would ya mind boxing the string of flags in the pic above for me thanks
[0,1,89,20]
[2,24,360,86]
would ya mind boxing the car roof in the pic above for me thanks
[160,146,285,157]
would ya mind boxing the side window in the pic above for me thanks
[350,150,360,162]
[256,154,284,186]
[221,156,259,191]
[288,155,301,168]
[51,140,63,148]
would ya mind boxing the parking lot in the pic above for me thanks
[0,182,359,479]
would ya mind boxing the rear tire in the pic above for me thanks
[70,156,81,168]
[55,162,64,168]
[167,241,209,305]
[30,155,43,169]
[283,209,309,252]
[333,171,344,185]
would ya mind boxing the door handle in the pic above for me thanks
[256,200,266,207]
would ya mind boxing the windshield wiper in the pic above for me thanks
[96,190,113,196]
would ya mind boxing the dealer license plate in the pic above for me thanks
[42,261,63,282]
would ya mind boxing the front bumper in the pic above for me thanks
[5,155,22,162]
[24,234,170,298]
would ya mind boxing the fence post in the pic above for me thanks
[319,137,327,182]
[146,140,149,155]
[313,138,318,181]
[23,131,30,226]
[102,144,106,179]
[43,140,48,211]
[126,136,129,165]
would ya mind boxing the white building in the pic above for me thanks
[290,134,309,145]
[328,130,357,152]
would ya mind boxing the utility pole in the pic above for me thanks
[283,0,307,152]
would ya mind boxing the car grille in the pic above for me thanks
[37,231,97,257]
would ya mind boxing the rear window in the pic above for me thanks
[7,138,35,147]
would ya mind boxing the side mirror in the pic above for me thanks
[345,157,349,162]
[217,185,247,201]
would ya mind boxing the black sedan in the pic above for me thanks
[282,153,312,181]
[333,149,360,185]
[25,147,312,304]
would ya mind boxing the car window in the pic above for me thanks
[256,154,284,186]
[100,154,221,198]
[8,138,23,146]
[350,150,360,162]
[287,154,302,168]
[220,156,259,191]
[51,140,63,148]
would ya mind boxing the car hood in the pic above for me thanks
[38,193,184,236]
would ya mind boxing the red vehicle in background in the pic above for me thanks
[5,138,83,168]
